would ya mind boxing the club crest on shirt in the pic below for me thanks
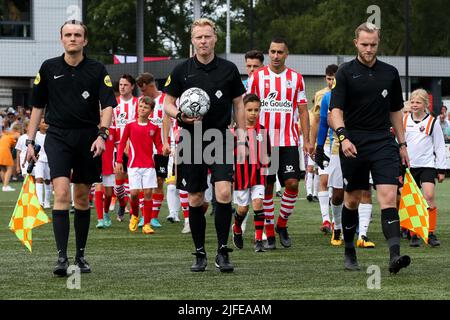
[256,133,263,141]
[149,129,155,136]
[381,89,388,98]
[419,125,425,132]
[286,80,292,88]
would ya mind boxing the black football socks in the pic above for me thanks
[215,202,233,249]
[74,208,91,259]
[52,210,70,259]
[381,207,401,259]
[189,205,206,252]
[342,206,359,249]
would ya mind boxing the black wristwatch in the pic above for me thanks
[25,139,35,147]
[398,142,407,148]
[97,127,109,141]
[335,127,349,143]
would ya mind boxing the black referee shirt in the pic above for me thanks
[31,54,117,129]
[164,55,246,131]
[329,58,403,131]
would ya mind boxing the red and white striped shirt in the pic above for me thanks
[117,120,163,168]
[149,92,165,154]
[233,124,271,190]
[113,96,139,143]
[247,66,307,147]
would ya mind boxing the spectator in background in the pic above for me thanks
[0,123,22,191]
[447,110,450,141]
[3,108,17,132]
[438,105,449,142]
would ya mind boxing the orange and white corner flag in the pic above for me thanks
[399,168,429,244]
[8,175,50,252]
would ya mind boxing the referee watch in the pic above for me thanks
[335,127,349,143]
[97,127,109,141]
[398,142,407,148]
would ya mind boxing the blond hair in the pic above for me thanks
[191,18,217,37]
[409,88,430,111]
[355,22,380,39]
[11,123,22,133]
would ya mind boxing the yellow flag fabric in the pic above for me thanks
[399,168,429,244]
[8,175,50,252]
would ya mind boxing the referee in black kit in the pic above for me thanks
[164,18,246,273]
[26,20,116,276]
[329,22,411,273]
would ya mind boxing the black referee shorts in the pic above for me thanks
[175,130,234,193]
[266,146,301,186]
[340,130,399,192]
[410,167,437,188]
[46,126,102,185]
[154,154,169,178]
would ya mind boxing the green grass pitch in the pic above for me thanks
[1,180,449,300]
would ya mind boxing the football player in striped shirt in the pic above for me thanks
[247,37,313,249]
[232,94,270,252]
[404,89,446,247]
[114,74,138,221]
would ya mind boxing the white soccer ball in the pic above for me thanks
[179,87,210,118]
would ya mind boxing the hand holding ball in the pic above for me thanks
[179,87,210,118]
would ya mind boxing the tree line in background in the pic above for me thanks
[85,0,450,63]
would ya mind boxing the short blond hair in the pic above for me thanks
[355,22,380,39]
[11,123,22,133]
[191,18,217,37]
[409,88,430,111]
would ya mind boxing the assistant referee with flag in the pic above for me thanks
[329,22,411,274]
[26,20,116,276]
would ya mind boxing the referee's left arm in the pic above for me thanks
[390,69,409,168]
[164,94,179,119]
[390,110,410,167]
[91,106,113,158]
[233,95,246,136]
[233,95,247,164]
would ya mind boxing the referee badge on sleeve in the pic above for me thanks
[34,73,41,85]
[104,75,112,87]
[165,75,171,87]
